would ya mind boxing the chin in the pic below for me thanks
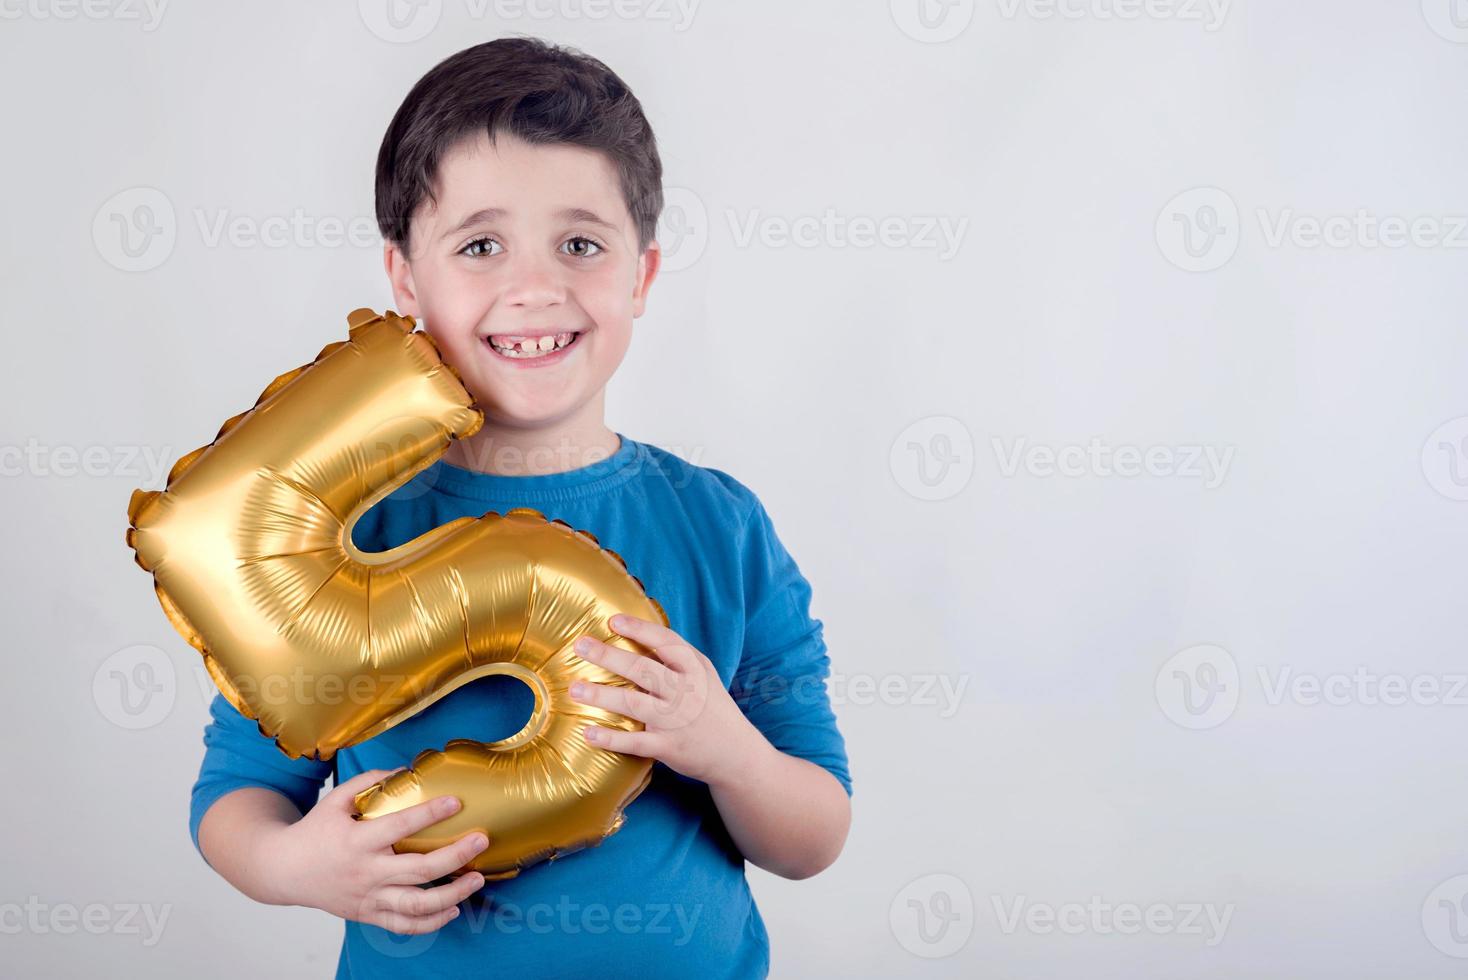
[474,395,587,429]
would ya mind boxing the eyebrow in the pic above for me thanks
[439,206,620,242]
[440,208,506,242]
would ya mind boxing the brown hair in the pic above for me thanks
[375,37,663,254]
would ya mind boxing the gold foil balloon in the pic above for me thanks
[126,308,665,878]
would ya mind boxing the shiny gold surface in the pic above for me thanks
[127,309,664,878]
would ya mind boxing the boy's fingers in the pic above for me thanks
[381,831,491,885]
[328,768,406,807]
[378,870,485,918]
[577,639,672,697]
[583,725,660,757]
[359,794,463,850]
[570,680,659,722]
[608,614,684,652]
[370,905,460,936]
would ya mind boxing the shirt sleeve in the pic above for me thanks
[189,691,334,865]
[729,498,852,796]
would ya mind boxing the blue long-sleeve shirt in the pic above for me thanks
[188,435,852,979]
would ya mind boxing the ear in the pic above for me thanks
[631,240,662,319]
[383,241,422,318]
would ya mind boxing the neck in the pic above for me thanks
[443,395,620,477]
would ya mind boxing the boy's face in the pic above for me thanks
[384,131,659,430]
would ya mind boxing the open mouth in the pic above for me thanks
[484,331,582,360]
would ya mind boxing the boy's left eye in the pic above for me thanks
[460,237,502,258]
[561,236,603,258]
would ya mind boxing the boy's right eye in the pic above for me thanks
[459,236,502,258]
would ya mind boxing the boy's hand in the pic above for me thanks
[266,769,490,935]
[570,615,766,788]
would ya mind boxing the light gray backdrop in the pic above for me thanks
[4,0,1468,976]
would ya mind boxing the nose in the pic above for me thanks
[502,250,567,311]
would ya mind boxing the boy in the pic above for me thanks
[191,37,851,979]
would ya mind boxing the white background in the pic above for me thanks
[4,0,1468,976]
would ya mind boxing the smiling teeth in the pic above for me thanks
[489,332,576,357]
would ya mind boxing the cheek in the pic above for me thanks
[418,263,493,336]
[577,262,640,322]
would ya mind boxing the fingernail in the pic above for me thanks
[440,796,461,813]
[471,834,488,850]
[570,682,587,699]
[575,637,593,654]
[448,907,460,919]
[609,615,625,629]
[584,726,601,744]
